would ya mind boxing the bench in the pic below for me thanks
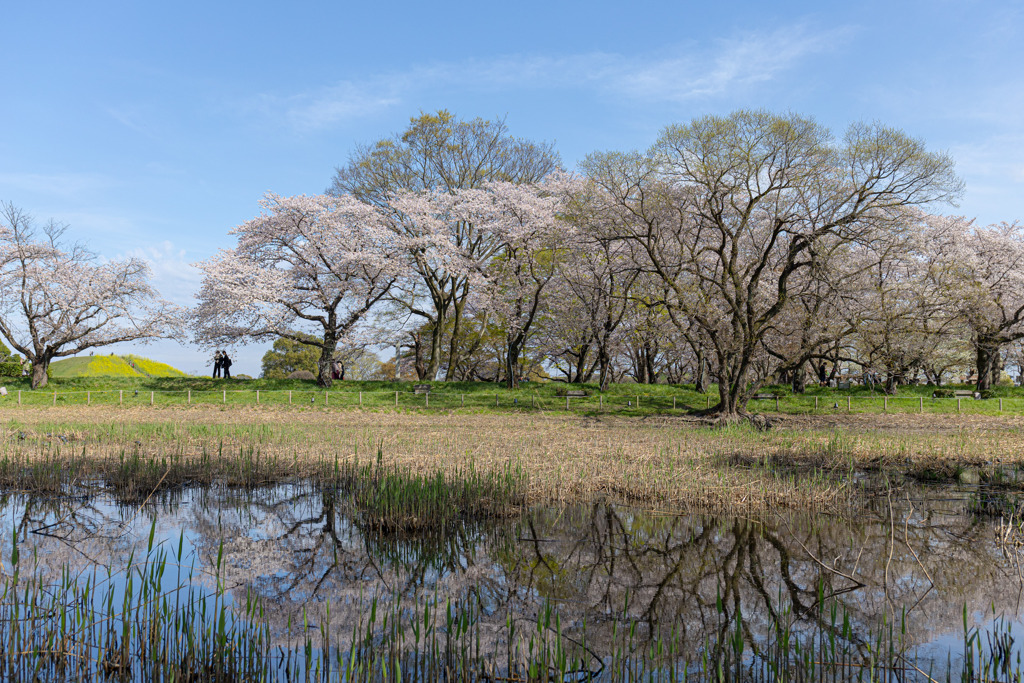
[565,390,588,398]
[412,384,431,395]
[954,390,978,399]
[752,394,778,400]
[836,381,851,390]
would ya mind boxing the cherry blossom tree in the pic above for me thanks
[0,202,183,389]
[929,216,1024,391]
[192,193,401,387]
[465,180,568,389]
[330,111,561,380]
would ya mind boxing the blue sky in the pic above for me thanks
[2,0,1021,375]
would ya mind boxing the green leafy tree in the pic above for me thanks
[261,333,321,379]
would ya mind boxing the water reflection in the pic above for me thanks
[1,482,1021,674]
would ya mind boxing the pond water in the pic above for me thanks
[2,481,1023,681]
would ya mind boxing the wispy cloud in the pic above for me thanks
[0,171,117,200]
[257,22,852,132]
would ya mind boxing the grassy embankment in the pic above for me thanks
[3,375,1024,416]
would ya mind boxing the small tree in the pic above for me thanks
[0,203,182,389]
[193,194,402,387]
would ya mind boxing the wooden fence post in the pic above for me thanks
[18,390,21,406]
[461,394,465,407]
[256,390,260,404]
[814,396,818,411]
[673,396,676,410]
[188,390,191,405]
[566,396,569,411]
[636,395,640,408]
[919,396,923,413]
[707,395,711,409]
[957,398,961,413]
[359,391,362,407]
[325,391,329,405]
[496,393,499,407]
[775,396,779,412]
[289,390,292,405]
[52,392,56,406]
[599,395,602,411]
[150,391,154,406]
[395,391,398,407]
[87,391,90,405]
[119,390,123,405]
[847,396,851,412]
[425,393,428,408]
[999,398,1003,412]
[223,390,226,404]
[883,396,887,412]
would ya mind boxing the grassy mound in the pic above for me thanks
[48,354,188,378]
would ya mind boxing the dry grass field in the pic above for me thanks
[3,406,1024,512]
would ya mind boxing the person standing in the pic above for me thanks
[222,351,232,379]
[212,351,223,378]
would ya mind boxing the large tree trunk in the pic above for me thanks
[425,323,443,381]
[31,357,51,389]
[976,339,1000,392]
[505,334,523,390]
[445,295,466,381]
[644,342,658,384]
[316,334,338,388]
[791,361,807,394]
[694,348,707,394]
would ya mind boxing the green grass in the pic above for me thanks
[47,354,187,379]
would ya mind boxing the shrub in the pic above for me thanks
[932,388,955,398]
[287,370,317,381]
[0,362,20,377]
